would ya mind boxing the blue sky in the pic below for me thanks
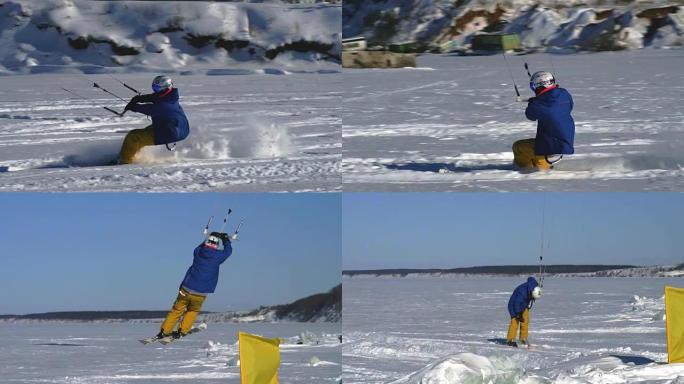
[343,193,684,270]
[0,194,340,314]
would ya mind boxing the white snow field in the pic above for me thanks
[342,49,684,191]
[0,322,341,383]
[343,276,684,383]
[0,72,341,191]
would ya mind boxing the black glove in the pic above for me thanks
[124,101,135,111]
[516,313,524,323]
[216,232,230,244]
[131,95,143,103]
[527,97,536,103]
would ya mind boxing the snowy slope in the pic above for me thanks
[343,0,683,52]
[0,0,341,74]
[343,276,684,384]
[342,50,684,191]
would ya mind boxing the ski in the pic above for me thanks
[139,322,207,345]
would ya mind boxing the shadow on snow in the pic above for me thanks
[386,162,518,173]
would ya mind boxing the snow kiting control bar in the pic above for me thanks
[203,215,214,237]
[203,210,244,240]
[219,209,233,233]
[92,82,127,103]
[108,74,141,95]
[61,87,123,117]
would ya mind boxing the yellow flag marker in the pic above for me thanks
[665,286,684,363]
[239,331,281,384]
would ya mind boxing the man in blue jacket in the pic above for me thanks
[513,71,575,170]
[118,75,190,164]
[506,276,542,347]
[157,231,233,340]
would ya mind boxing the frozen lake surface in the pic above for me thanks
[0,73,341,192]
[0,322,340,383]
[342,50,684,191]
[343,276,684,383]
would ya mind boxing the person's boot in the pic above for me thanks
[172,330,189,339]
[519,340,528,347]
[506,340,518,347]
[156,330,172,339]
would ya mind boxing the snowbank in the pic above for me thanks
[390,353,525,384]
[391,353,684,384]
[0,0,341,74]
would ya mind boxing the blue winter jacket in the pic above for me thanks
[507,277,539,318]
[180,241,232,294]
[525,87,575,155]
[128,88,190,145]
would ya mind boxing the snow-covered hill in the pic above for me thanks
[0,0,341,74]
[588,264,684,277]
[343,0,683,52]
[205,284,342,323]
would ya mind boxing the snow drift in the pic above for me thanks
[390,352,684,384]
[0,0,341,74]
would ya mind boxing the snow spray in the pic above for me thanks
[228,117,292,158]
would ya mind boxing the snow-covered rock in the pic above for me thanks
[0,0,341,74]
[343,0,684,52]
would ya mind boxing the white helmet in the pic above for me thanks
[532,286,542,299]
[530,71,555,92]
[204,233,221,249]
[152,75,173,93]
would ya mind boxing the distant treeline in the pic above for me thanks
[0,310,211,321]
[1,285,343,321]
[343,265,637,277]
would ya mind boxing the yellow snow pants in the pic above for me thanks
[512,139,551,170]
[119,125,155,164]
[160,288,207,334]
[507,308,530,342]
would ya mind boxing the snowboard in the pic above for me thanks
[139,322,208,345]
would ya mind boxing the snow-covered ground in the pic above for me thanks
[0,322,341,383]
[342,49,684,191]
[343,276,684,383]
[0,72,341,191]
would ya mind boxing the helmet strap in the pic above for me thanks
[157,88,173,97]
[535,84,557,96]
